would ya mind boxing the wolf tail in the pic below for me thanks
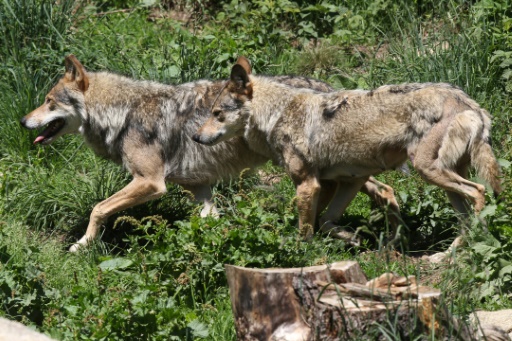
[438,109,502,197]
[470,110,503,198]
[472,141,503,198]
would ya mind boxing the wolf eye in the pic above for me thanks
[45,98,51,104]
[212,110,222,117]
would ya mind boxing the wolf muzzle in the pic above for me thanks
[191,133,217,146]
[192,133,213,145]
[191,133,202,143]
[20,117,28,128]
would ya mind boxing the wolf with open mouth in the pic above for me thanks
[20,55,400,251]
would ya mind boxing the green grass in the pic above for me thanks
[1,0,512,340]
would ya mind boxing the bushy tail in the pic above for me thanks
[471,139,503,198]
[471,108,503,198]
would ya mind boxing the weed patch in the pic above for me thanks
[1,0,512,339]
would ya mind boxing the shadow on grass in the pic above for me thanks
[326,207,460,258]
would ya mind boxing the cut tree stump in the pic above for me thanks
[225,261,472,340]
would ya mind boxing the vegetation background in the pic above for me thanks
[0,0,511,339]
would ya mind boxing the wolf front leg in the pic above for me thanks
[293,175,322,241]
[282,147,321,240]
[70,139,167,252]
[317,178,367,246]
[69,176,167,252]
[182,184,220,218]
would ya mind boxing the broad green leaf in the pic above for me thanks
[166,66,180,78]
[472,243,497,257]
[500,58,512,67]
[141,0,157,6]
[498,158,511,169]
[499,265,512,277]
[479,204,496,219]
[98,258,134,271]
[502,69,512,80]
[188,319,209,338]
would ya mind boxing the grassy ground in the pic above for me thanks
[1,0,512,339]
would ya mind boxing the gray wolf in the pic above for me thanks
[194,56,502,247]
[20,55,397,251]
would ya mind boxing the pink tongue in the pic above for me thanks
[34,136,45,144]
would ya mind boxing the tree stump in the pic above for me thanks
[225,261,452,341]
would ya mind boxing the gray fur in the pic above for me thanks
[19,55,345,251]
[195,58,502,250]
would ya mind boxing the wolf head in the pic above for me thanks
[20,55,87,145]
[193,56,253,146]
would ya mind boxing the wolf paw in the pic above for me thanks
[69,243,82,253]
[425,236,464,264]
[69,236,91,252]
[200,204,220,218]
[426,252,449,264]
[319,221,361,246]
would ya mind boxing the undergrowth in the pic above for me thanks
[1,0,511,340]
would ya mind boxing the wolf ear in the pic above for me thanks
[64,55,89,92]
[230,56,252,98]
[235,56,251,75]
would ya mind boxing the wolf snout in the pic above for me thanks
[20,117,28,128]
[191,133,202,143]
[192,132,216,145]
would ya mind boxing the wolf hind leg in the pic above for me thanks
[413,123,485,262]
[360,177,403,245]
[412,168,482,263]
[361,177,401,220]
[446,191,472,218]
[444,161,475,219]
[413,119,486,214]
[418,161,486,212]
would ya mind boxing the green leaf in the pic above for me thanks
[475,270,488,281]
[65,305,80,316]
[398,191,408,203]
[499,58,512,67]
[502,69,512,80]
[215,53,231,64]
[499,265,512,277]
[98,258,134,271]
[479,204,497,219]
[188,319,209,338]
[498,158,511,169]
[472,243,497,258]
[166,65,180,78]
[478,281,496,299]
[141,0,157,6]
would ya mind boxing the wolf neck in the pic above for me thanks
[244,77,295,159]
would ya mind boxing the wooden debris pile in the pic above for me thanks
[225,261,477,341]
